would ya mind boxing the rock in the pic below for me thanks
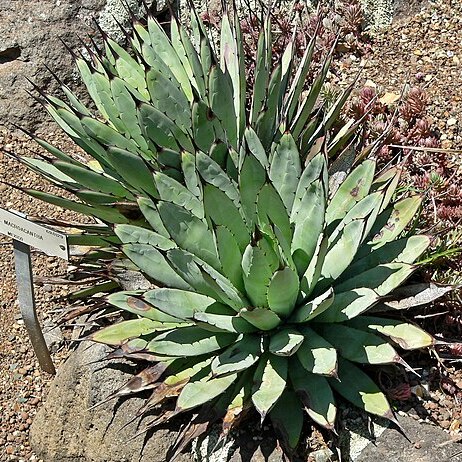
[42,320,63,353]
[348,414,462,462]
[360,0,394,28]
[311,448,335,462]
[194,425,284,462]
[0,0,102,134]
[30,339,286,461]
[0,0,164,134]
[29,342,192,462]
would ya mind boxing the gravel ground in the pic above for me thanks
[0,130,83,462]
[1,0,462,460]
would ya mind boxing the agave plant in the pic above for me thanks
[7,4,448,460]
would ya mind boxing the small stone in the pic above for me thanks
[440,420,451,429]
[311,448,334,462]
[20,412,29,421]
[449,420,460,431]
[447,118,458,126]
[6,446,14,455]
[441,139,453,149]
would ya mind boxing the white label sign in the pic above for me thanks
[0,208,68,260]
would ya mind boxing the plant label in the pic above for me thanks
[0,208,68,260]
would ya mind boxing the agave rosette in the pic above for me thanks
[12,5,441,458]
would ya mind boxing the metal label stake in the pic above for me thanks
[13,240,56,374]
[0,208,69,375]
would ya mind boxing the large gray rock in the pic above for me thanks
[29,340,286,461]
[353,414,462,462]
[339,410,462,462]
[29,340,286,462]
[29,342,192,462]
[0,0,163,135]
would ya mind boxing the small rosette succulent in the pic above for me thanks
[14,4,440,459]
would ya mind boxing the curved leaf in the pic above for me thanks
[326,159,376,225]
[177,373,238,411]
[147,327,237,357]
[252,354,288,421]
[211,335,262,376]
[267,267,299,317]
[239,307,281,331]
[143,288,218,320]
[90,318,183,346]
[269,133,301,212]
[269,328,304,357]
[107,292,181,323]
[329,358,395,421]
[315,287,379,323]
[122,243,191,290]
[290,288,334,323]
[158,201,220,269]
[290,359,336,429]
[347,316,434,350]
[270,390,303,451]
[296,327,337,376]
[319,324,400,365]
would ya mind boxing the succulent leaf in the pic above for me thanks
[269,133,301,212]
[270,390,304,451]
[107,292,181,323]
[290,359,336,429]
[319,324,400,365]
[177,373,238,411]
[239,307,281,331]
[90,318,185,346]
[296,327,338,376]
[269,328,304,357]
[252,354,288,421]
[290,288,334,323]
[212,335,262,376]
[267,267,299,318]
[330,358,395,421]
[148,327,237,357]
[315,287,379,323]
[326,159,376,226]
[347,316,434,350]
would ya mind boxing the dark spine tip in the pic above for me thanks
[59,37,75,57]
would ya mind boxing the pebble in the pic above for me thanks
[440,420,451,429]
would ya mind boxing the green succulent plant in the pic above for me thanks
[10,4,448,460]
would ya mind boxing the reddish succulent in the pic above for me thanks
[400,87,428,122]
